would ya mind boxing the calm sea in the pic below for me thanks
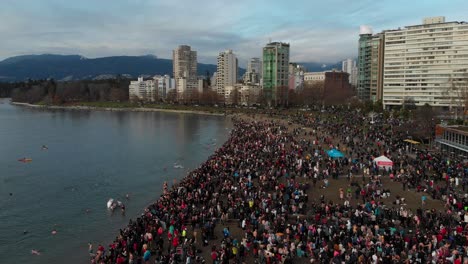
[0,98,232,263]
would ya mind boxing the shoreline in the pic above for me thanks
[11,101,226,117]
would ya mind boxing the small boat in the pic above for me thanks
[18,158,32,162]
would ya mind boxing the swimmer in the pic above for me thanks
[31,249,41,255]
[125,194,130,200]
[88,243,93,255]
[9,193,12,196]
[42,145,48,150]
[51,229,57,235]
[23,230,28,235]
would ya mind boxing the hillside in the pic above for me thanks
[0,54,224,82]
[0,54,347,82]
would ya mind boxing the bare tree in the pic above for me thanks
[230,87,240,106]
[275,86,289,107]
[412,103,438,143]
[302,81,324,107]
[447,72,468,124]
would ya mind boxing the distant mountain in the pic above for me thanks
[0,53,350,82]
[0,54,241,82]
[298,61,344,72]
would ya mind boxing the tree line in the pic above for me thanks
[1,79,130,104]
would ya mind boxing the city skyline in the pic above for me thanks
[0,0,467,65]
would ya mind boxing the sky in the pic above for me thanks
[0,0,467,66]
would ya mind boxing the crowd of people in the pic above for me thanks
[90,107,468,264]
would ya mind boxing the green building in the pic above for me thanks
[358,34,372,101]
[262,42,290,105]
[358,33,384,102]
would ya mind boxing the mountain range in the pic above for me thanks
[0,54,344,82]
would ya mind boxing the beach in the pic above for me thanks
[89,107,467,264]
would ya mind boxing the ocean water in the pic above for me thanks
[0,99,232,263]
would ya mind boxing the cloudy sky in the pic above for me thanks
[1,0,467,65]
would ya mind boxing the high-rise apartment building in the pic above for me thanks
[342,58,358,86]
[382,17,468,109]
[263,42,290,105]
[248,58,262,77]
[288,63,305,90]
[215,49,238,97]
[173,45,198,100]
[243,58,262,85]
[357,30,384,102]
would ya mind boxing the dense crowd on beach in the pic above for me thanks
[90,107,468,264]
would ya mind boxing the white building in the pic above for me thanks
[224,85,239,105]
[223,83,262,105]
[240,84,262,106]
[153,75,175,99]
[382,17,468,109]
[248,57,262,76]
[288,63,305,90]
[198,78,204,94]
[243,57,262,84]
[129,76,175,101]
[342,58,357,86]
[216,50,238,97]
[173,45,198,100]
[129,77,158,102]
[211,72,217,92]
[304,72,325,83]
[351,66,358,87]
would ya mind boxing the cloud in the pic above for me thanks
[0,0,467,65]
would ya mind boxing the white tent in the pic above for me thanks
[373,155,393,170]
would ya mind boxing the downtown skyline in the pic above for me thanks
[1,0,467,65]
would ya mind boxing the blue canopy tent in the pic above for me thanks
[327,149,345,158]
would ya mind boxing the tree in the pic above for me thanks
[447,72,468,125]
[402,97,416,110]
[301,81,324,107]
[275,86,289,107]
[229,87,240,106]
[205,71,211,87]
[166,89,177,103]
[288,89,299,107]
[412,103,437,143]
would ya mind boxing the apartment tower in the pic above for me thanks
[172,45,198,99]
[216,49,238,97]
[357,28,384,102]
[383,17,468,109]
[262,42,290,105]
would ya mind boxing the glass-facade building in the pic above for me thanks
[263,42,290,105]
